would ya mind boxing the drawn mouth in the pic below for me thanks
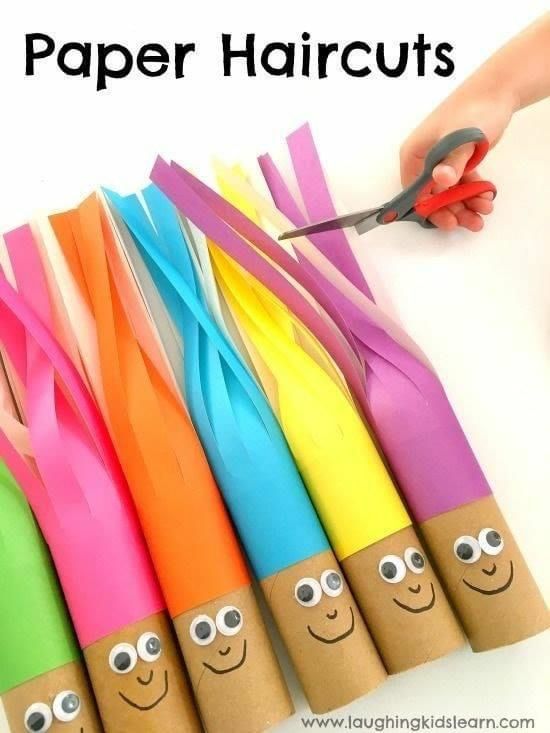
[393,582,436,614]
[203,640,247,674]
[118,670,169,710]
[307,607,355,644]
[463,561,514,595]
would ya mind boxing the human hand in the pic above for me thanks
[400,87,514,231]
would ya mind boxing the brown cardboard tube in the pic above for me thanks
[260,549,386,714]
[83,612,201,733]
[174,584,293,733]
[420,495,550,652]
[2,660,102,733]
[342,526,464,674]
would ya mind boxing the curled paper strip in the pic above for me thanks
[111,184,387,712]
[53,193,292,733]
[260,124,493,522]
[0,225,165,648]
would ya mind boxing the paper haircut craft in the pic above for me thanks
[0,226,201,733]
[43,192,293,733]
[108,182,387,713]
[0,410,102,733]
[198,169,464,674]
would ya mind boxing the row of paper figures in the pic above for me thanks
[0,124,548,733]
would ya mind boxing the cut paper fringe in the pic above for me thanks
[0,226,164,649]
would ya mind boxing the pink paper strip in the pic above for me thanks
[0,226,164,647]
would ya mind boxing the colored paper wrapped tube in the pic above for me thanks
[0,226,201,733]
[43,192,293,733]
[107,183,387,713]
[198,168,465,673]
[0,402,102,733]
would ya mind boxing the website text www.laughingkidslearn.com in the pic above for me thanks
[300,714,536,731]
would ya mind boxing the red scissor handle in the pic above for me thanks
[415,179,497,219]
[463,136,490,173]
[413,135,495,220]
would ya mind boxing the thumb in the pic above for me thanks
[431,142,475,187]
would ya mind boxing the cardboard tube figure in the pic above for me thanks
[0,458,103,733]
[106,186,387,713]
[45,194,293,733]
[0,227,201,733]
[205,217,464,673]
[255,123,549,653]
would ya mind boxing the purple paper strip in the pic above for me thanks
[259,126,492,522]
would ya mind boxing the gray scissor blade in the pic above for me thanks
[354,211,382,235]
[278,207,380,241]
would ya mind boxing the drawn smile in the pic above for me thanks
[307,607,355,644]
[393,582,436,614]
[203,639,247,674]
[463,561,514,595]
[118,670,169,710]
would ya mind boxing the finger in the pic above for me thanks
[432,142,476,187]
[435,198,484,231]
[446,200,466,216]
[465,197,494,215]
[429,209,459,230]
[455,208,484,232]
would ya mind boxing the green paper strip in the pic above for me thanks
[0,460,78,694]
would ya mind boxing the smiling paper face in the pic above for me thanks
[260,549,386,714]
[83,612,200,733]
[421,495,549,651]
[174,584,292,732]
[342,525,464,673]
[2,660,101,733]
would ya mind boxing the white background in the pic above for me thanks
[1,1,549,730]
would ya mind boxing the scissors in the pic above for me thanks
[279,128,497,240]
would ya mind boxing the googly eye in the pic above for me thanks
[24,703,52,732]
[190,615,217,645]
[404,547,426,574]
[137,632,162,662]
[109,643,138,674]
[320,569,344,597]
[478,527,504,555]
[454,536,482,564]
[295,577,323,607]
[216,606,244,636]
[52,691,81,722]
[379,555,407,583]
